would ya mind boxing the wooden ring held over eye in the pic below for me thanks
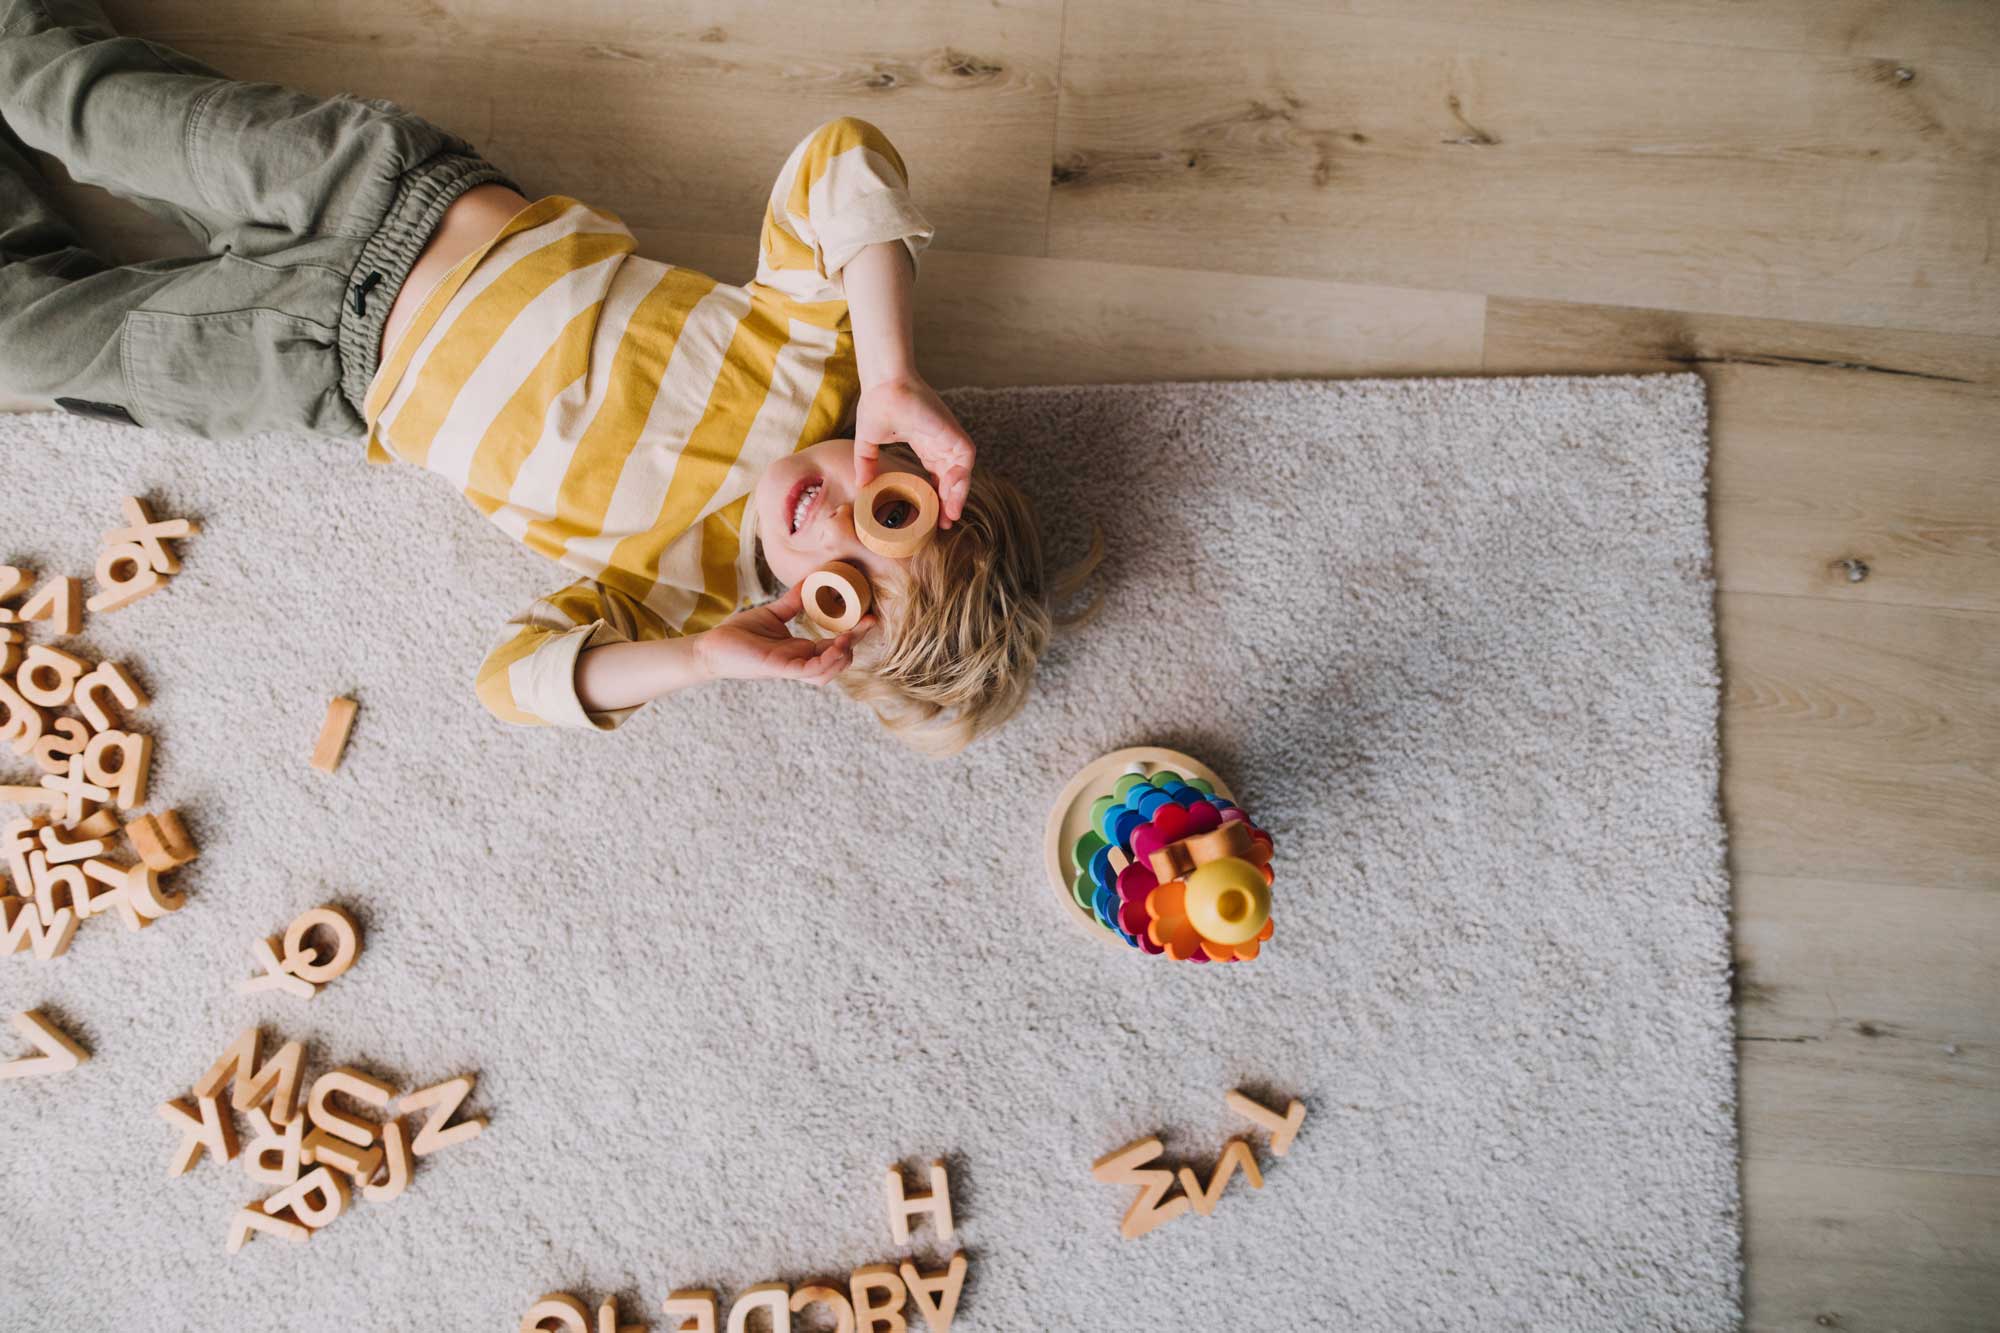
[854,472,939,559]
[801,561,872,633]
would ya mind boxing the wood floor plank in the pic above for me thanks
[907,250,1487,387]
[1319,0,2000,67]
[1718,595,2000,890]
[1743,1158,2000,1332]
[1736,874,1999,1173]
[128,0,1064,258]
[1050,4,2000,334]
[1484,297,2000,388]
[1706,370,2000,615]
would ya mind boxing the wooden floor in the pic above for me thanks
[40,3,2000,1327]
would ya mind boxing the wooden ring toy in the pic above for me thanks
[801,561,872,633]
[282,905,361,984]
[853,472,939,559]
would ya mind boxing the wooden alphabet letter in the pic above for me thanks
[361,1118,414,1203]
[0,676,48,757]
[158,1094,239,1176]
[311,696,358,773]
[280,904,361,983]
[1091,1136,1189,1240]
[1223,1090,1306,1157]
[195,1028,305,1125]
[72,659,147,732]
[521,1294,590,1333]
[0,893,76,960]
[81,729,151,809]
[237,936,316,999]
[241,1108,305,1187]
[895,1255,967,1333]
[39,753,110,826]
[0,1008,90,1078]
[725,1284,791,1333]
[790,1286,855,1333]
[397,1073,486,1155]
[86,543,164,614]
[225,1199,310,1254]
[17,576,81,636]
[29,717,90,777]
[661,1290,718,1333]
[307,1066,396,1147]
[848,1265,907,1333]
[883,1160,954,1245]
[264,1164,350,1228]
[16,644,88,708]
[1176,1139,1265,1217]
[103,497,199,575]
[37,816,108,864]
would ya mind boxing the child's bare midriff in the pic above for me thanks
[378,183,532,363]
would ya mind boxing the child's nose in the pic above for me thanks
[828,501,856,542]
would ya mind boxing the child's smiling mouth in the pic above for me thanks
[787,476,825,535]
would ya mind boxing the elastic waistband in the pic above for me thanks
[336,151,515,423]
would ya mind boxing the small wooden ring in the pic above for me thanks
[801,561,872,633]
[282,905,361,983]
[853,472,939,559]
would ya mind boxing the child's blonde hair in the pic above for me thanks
[842,460,1101,755]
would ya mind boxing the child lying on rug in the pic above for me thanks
[0,0,1089,753]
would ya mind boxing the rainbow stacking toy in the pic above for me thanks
[1044,748,1276,962]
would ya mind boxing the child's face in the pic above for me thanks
[754,437,930,592]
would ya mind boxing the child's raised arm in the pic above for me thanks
[844,237,974,528]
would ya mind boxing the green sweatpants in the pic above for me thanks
[0,0,515,438]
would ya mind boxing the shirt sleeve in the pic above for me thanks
[475,579,670,731]
[752,116,935,306]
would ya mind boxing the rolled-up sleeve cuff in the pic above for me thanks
[816,189,935,279]
[512,621,640,732]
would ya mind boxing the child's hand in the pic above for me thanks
[853,373,975,527]
[695,584,874,686]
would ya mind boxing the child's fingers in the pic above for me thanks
[938,464,971,523]
[812,632,860,681]
[852,438,882,487]
[762,582,806,621]
[798,647,849,685]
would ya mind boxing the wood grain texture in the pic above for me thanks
[121,0,1065,258]
[1720,595,2000,890]
[1051,3,2000,334]
[1318,1,2000,67]
[1736,874,2000,1173]
[1484,297,2000,387]
[1742,1158,2000,1333]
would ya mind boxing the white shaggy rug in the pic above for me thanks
[0,373,1739,1331]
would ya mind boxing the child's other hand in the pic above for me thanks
[695,584,874,686]
[853,373,975,527]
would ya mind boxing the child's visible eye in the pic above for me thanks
[878,499,916,530]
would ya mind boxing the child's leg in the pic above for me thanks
[0,120,169,421]
[0,0,514,436]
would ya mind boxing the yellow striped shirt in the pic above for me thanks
[362,118,933,729]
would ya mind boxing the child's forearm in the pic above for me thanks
[843,241,918,389]
[574,635,715,713]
